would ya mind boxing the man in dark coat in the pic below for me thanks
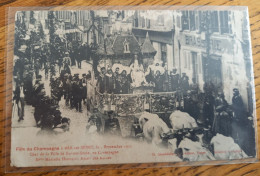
[184,91,200,121]
[76,47,82,69]
[202,92,215,128]
[13,82,25,122]
[169,68,179,91]
[105,68,115,94]
[96,67,106,94]
[81,74,88,104]
[34,58,41,78]
[23,70,33,104]
[130,116,143,140]
[64,75,72,106]
[51,77,63,105]
[32,84,46,127]
[72,75,83,112]
[104,110,121,136]
[180,73,189,95]
[190,78,199,95]
[87,108,102,133]
[231,88,247,147]
[213,92,232,137]
[119,70,131,94]
[114,67,121,94]
[153,70,164,92]
[232,88,246,123]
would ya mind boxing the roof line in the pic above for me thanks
[132,33,141,47]
[112,34,118,50]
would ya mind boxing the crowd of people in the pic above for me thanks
[51,71,91,113]
[95,57,191,95]
[13,71,71,131]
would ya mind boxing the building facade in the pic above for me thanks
[132,10,175,72]
[172,9,250,108]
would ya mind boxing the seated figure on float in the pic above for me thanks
[129,53,152,93]
[145,60,166,92]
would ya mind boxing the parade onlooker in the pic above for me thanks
[184,91,200,121]
[119,70,131,94]
[114,67,121,93]
[202,92,215,128]
[190,78,199,95]
[153,70,164,92]
[130,116,143,139]
[180,73,189,95]
[71,74,83,112]
[86,70,92,80]
[105,68,115,94]
[63,52,71,66]
[64,75,72,106]
[213,92,232,137]
[57,50,64,74]
[32,79,45,127]
[104,110,121,136]
[87,108,103,133]
[96,67,106,94]
[169,68,179,91]
[76,46,82,69]
[13,82,25,122]
[231,88,248,153]
[34,58,41,78]
[114,67,120,79]
[44,62,49,80]
[232,88,246,123]
[23,70,33,104]
[81,74,88,104]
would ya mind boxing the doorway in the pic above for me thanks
[202,55,222,89]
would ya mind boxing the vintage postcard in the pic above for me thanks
[11,7,257,167]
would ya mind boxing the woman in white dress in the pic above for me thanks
[129,54,147,87]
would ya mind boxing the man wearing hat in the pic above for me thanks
[75,46,82,69]
[34,57,41,78]
[105,68,115,94]
[63,75,72,106]
[87,108,102,133]
[232,88,245,123]
[32,89,46,127]
[14,45,28,83]
[169,68,179,91]
[213,92,231,136]
[104,110,121,136]
[13,82,25,122]
[153,70,164,92]
[180,73,189,95]
[72,76,83,112]
[81,74,88,104]
[114,67,121,94]
[63,51,71,66]
[118,69,131,94]
[130,116,143,139]
[184,90,199,122]
[96,67,106,94]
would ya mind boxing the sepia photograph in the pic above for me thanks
[11,8,257,167]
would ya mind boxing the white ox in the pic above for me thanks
[168,135,215,162]
[169,110,198,130]
[177,138,215,161]
[139,112,170,146]
[210,133,248,160]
